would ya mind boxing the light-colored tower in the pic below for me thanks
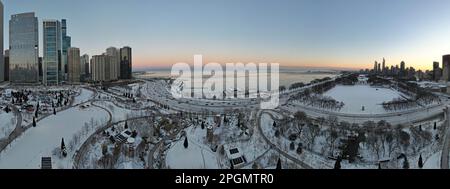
[43,20,62,85]
[91,55,106,82]
[67,47,80,83]
[9,13,39,83]
[106,47,119,80]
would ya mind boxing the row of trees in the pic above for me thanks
[292,90,344,111]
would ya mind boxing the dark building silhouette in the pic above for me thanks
[433,61,441,81]
[443,55,450,81]
[120,46,132,79]
[38,57,42,81]
[4,50,9,81]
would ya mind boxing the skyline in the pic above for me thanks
[4,0,450,71]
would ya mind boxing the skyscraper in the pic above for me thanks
[120,46,132,79]
[4,50,9,81]
[106,47,120,80]
[433,61,441,81]
[91,55,106,82]
[0,2,3,82]
[43,20,62,85]
[61,19,71,79]
[9,13,39,83]
[67,47,80,83]
[373,61,378,73]
[80,54,89,73]
[80,54,89,82]
[442,55,450,81]
[382,58,385,73]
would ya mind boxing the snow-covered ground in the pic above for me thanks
[73,88,94,105]
[423,151,441,169]
[324,85,404,114]
[166,136,219,169]
[0,106,109,169]
[0,111,16,139]
[93,100,147,122]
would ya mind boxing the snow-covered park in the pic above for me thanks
[324,85,405,114]
[0,105,109,169]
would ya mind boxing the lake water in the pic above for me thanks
[135,69,339,88]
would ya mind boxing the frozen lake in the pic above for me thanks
[324,85,405,114]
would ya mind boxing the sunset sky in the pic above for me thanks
[4,0,450,71]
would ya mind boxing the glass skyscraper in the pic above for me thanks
[43,20,62,85]
[9,12,39,83]
[61,19,71,79]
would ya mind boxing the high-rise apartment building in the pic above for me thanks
[120,46,132,79]
[442,55,450,81]
[106,47,119,80]
[91,55,106,82]
[433,61,441,81]
[67,47,80,83]
[43,20,62,85]
[61,19,71,79]
[9,12,39,83]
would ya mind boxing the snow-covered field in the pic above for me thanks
[73,88,94,105]
[0,111,16,139]
[93,100,147,122]
[166,127,220,169]
[0,106,109,169]
[324,85,404,114]
[424,151,441,169]
[166,139,219,169]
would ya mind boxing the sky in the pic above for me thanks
[4,0,450,71]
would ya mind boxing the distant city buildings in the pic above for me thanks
[43,20,62,85]
[9,12,39,83]
[67,47,80,83]
[90,46,132,82]
[4,8,132,85]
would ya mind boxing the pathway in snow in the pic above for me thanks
[0,106,109,169]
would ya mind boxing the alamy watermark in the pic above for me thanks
[170,55,279,109]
